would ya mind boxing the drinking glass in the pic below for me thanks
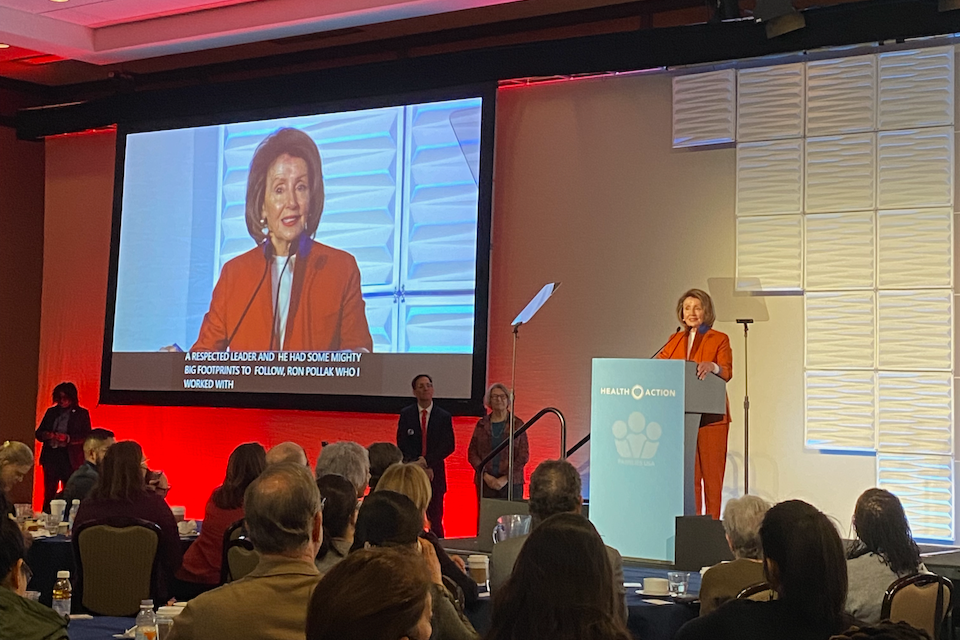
[492,514,531,544]
[667,571,689,597]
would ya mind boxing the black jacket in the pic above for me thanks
[396,403,455,492]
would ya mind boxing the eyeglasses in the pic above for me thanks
[320,497,327,513]
[489,394,508,401]
[20,561,33,585]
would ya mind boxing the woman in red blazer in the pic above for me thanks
[655,288,732,519]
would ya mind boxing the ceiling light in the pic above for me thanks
[754,0,806,38]
[0,44,9,49]
[48,0,70,3]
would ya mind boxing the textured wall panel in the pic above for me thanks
[805,133,876,213]
[878,372,953,456]
[736,140,804,216]
[806,55,877,136]
[877,454,954,540]
[805,212,874,290]
[877,208,952,289]
[672,70,737,148]
[736,215,803,291]
[877,290,953,371]
[878,46,955,131]
[737,63,804,142]
[877,127,953,209]
[805,292,875,369]
[805,371,876,451]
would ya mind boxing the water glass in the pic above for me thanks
[492,514,531,544]
[667,571,690,597]
[14,503,32,524]
[44,512,61,532]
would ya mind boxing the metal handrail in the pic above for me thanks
[565,433,590,458]
[474,407,566,502]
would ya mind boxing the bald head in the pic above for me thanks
[244,462,322,557]
[267,442,309,468]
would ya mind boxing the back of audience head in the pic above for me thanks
[829,621,932,640]
[760,500,847,631]
[315,442,370,499]
[350,490,423,552]
[213,442,267,511]
[368,442,403,491]
[244,462,322,557]
[722,495,770,560]
[528,459,583,526]
[83,429,116,465]
[375,463,431,529]
[0,441,33,494]
[851,488,921,575]
[92,440,146,501]
[306,547,432,640]
[266,441,309,468]
[316,474,359,560]
[0,515,28,596]
[488,513,630,640]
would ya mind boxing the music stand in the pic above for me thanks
[506,283,560,501]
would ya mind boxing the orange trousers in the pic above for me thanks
[695,422,729,519]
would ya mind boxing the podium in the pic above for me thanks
[588,359,726,562]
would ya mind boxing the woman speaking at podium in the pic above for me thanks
[654,288,732,519]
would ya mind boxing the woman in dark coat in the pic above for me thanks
[35,382,91,510]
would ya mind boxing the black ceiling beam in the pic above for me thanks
[16,0,960,139]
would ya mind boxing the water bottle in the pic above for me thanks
[68,499,79,533]
[136,600,157,640]
[51,570,71,618]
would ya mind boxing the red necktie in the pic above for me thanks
[420,409,428,456]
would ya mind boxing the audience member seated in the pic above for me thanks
[351,491,479,640]
[175,443,266,594]
[168,463,323,640]
[699,495,771,615]
[73,440,182,601]
[829,621,932,640]
[0,515,68,640]
[60,428,115,505]
[845,488,928,624]
[307,547,433,640]
[0,441,33,520]
[315,474,359,575]
[489,459,626,621]
[676,499,855,640]
[376,463,478,605]
[267,442,309,468]
[315,442,370,499]
[486,513,632,640]
[368,442,403,492]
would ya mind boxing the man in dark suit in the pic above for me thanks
[396,373,455,537]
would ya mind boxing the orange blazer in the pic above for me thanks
[655,326,732,425]
[191,240,373,352]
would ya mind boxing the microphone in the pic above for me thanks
[652,326,684,358]
[269,238,301,351]
[223,239,272,351]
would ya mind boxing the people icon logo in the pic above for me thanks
[612,411,662,462]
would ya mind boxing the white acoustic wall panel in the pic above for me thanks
[878,46,955,131]
[805,292,875,369]
[736,139,804,215]
[877,127,954,210]
[877,208,953,289]
[737,63,805,142]
[805,133,876,213]
[877,290,953,371]
[805,371,876,451]
[806,55,877,136]
[736,215,803,291]
[804,212,874,290]
[878,372,953,455]
[672,70,737,148]
[877,453,954,540]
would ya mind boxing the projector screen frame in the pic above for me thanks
[99,83,497,416]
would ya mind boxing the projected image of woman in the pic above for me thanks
[192,127,373,352]
[654,288,732,520]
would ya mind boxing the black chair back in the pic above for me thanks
[220,518,259,584]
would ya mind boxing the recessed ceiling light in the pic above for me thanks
[0,44,10,49]
[49,0,70,3]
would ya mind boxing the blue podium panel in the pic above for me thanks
[590,358,686,562]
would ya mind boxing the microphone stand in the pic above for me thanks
[737,318,753,495]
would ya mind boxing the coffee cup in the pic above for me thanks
[643,577,669,596]
[49,499,66,517]
[467,554,489,586]
[171,506,186,523]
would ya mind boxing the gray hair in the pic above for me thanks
[315,442,370,498]
[484,383,511,409]
[722,495,771,560]
[528,459,582,525]
[266,441,309,468]
[244,462,322,555]
[0,441,33,468]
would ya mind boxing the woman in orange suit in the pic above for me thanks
[192,127,373,352]
[655,288,732,519]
